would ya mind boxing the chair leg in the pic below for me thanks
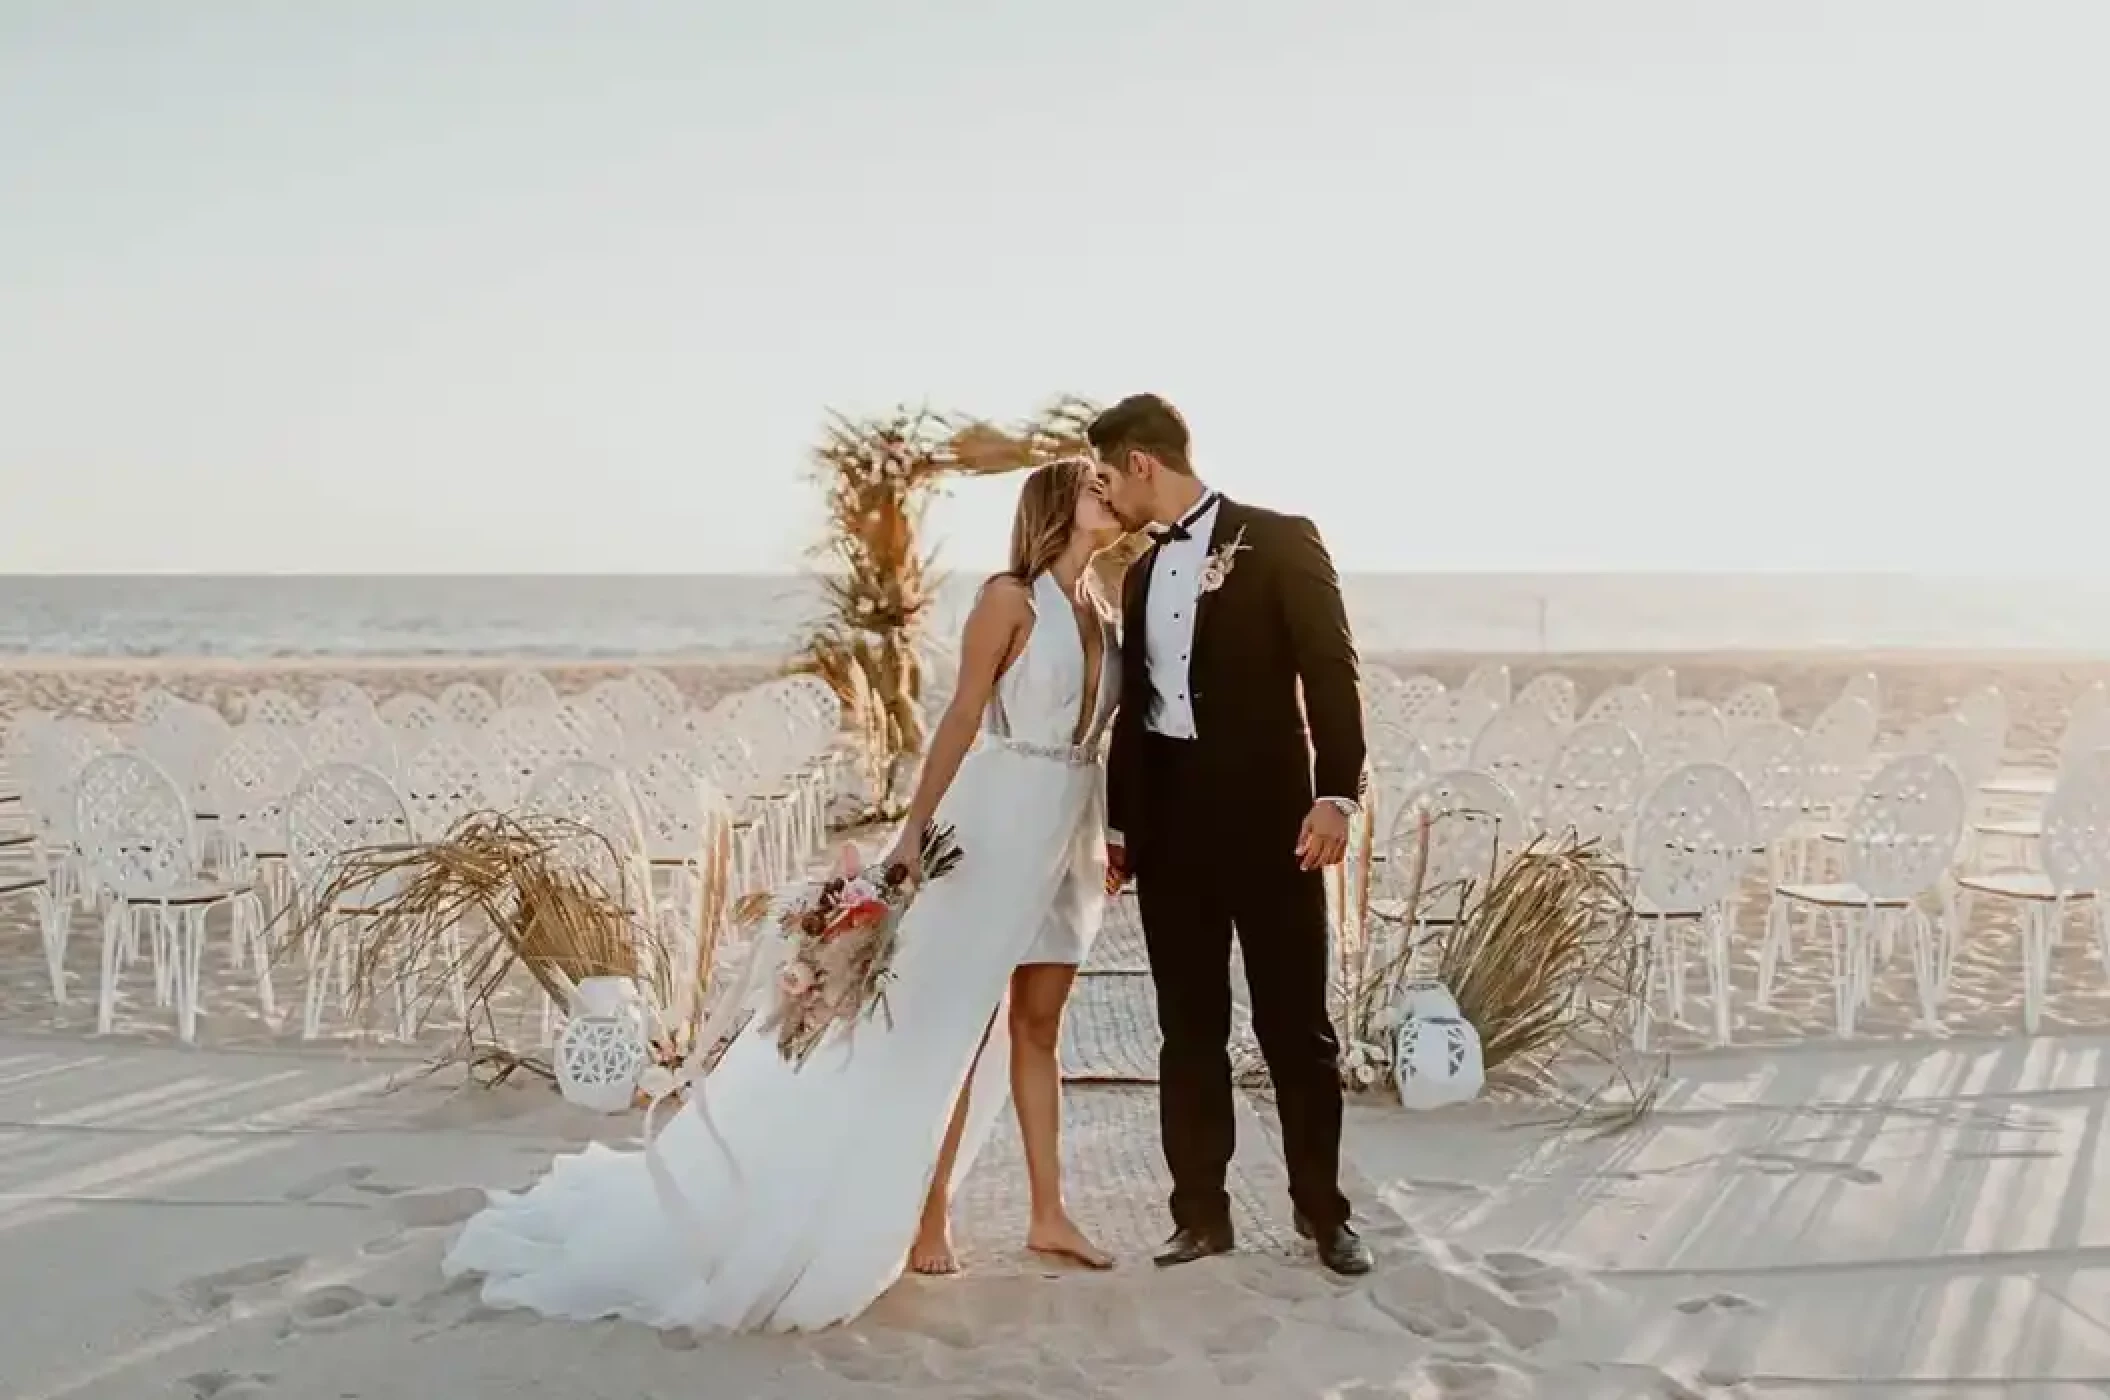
[1757,894,1790,1006]
[1705,904,1733,1047]
[175,905,207,1044]
[37,885,71,1005]
[96,903,128,1036]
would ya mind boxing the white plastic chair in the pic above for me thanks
[283,763,417,1039]
[1513,671,1578,726]
[206,722,307,958]
[306,705,398,780]
[1386,770,1524,937]
[243,689,310,728]
[1635,666,1678,719]
[1369,670,1447,734]
[399,726,496,840]
[482,707,562,809]
[1631,763,1756,1047]
[1955,750,2110,1033]
[629,668,687,721]
[438,680,500,730]
[549,697,626,765]
[499,669,560,711]
[1537,720,1646,853]
[1646,702,1728,786]
[316,679,376,716]
[1469,703,1563,819]
[379,692,446,737]
[1579,684,1656,740]
[1460,663,1512,708]
[1764,754,1963,1036]
[1720,681,1782,738]
[75,752,262,1042]
[1416,692,1500,771]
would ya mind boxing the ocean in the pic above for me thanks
[0,574,2103,660]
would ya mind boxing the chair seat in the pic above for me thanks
[119,879,254,908]
[1973,818,2042,840]
[1774,881,1914,910]
[0,874,43,898]
[0,831,30,851]
[1981,770,2056,798]
[1954,870,2093,903]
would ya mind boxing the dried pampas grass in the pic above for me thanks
[276,809,741,1081]
[1346,813,1657,1129]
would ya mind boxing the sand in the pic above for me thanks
[6,650,2110,1398]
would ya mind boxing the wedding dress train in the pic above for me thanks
[444,571,1117,1332]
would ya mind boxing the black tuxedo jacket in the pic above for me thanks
[1107,497,1367,871]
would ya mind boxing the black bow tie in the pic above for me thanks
[1158,493,1219,544]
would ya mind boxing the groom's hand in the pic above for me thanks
[1295,803,1350,871]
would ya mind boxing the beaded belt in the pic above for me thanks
[983,734,1105,767]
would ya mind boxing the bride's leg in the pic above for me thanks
[909,1012,995,1275]
[1010,963,1113,1269]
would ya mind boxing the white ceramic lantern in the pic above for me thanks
[1393,978,1462,1022]
[554,976,649,1113]
[1393,1013,1486,1110]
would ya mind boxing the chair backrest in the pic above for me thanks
[1632,762,1756,913]
[498,669,560,711]
[399,726,496,839]
[1513,671,1578,725]
[481,707,562,807]
[1725,720,1807,845]
[1368,670,1447,733]
[73,751,196,896]
[549,697,625,765]
[631,748,730,857]
[629,668,687,720]
[243,688,310,727]
[305,705,397,778]
[282,762,413,894]
[316,679,376,716]
[22,718,120,842]
[378,692,446,737]
[2060,702,2110,771]
[523,759,646,891]
[1459,663,1511,708]
[1648,702,1727,781]
[1369,725,1433,832]
[1538,720,1646,848]
[1635,666,1678,714]
[135,700,232,812]
[208,723,308,860]
[1417,693,1500,770]
[1579,683,1656,739]
[1841,754,1964,901]
[1398,769,1524,899]
[437,680,500,729]
[1468,702,1563,815]
[1803,695,1879,806]
[1719,681,1781,734]
[587,676,664,743]
[776,673,844,737]
[2040,750,2110,894]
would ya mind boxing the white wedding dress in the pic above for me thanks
[444,571,1117,1332]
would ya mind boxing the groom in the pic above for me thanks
[1092,393,1373,1277]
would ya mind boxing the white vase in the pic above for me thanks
[1393,978,1461,1023]
[1393,1014,1486,1111]
[554,976,649,1114]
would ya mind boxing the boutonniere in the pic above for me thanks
[1198,526,1250,595]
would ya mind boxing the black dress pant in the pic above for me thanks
[1135,733,1350,1234]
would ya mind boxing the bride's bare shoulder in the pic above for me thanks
[972,573,1036,613]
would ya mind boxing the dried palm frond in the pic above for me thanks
[273,811,685,1060]
[1344,816,1658,1128]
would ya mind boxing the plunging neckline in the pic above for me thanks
[1051,571,1105,749]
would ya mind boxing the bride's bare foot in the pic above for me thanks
[908,1219,959,1275]
[1026,1215,1114,1270]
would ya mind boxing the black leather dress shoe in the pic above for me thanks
[1153,1225,1235,1268]
[1293,1213,1374,1276]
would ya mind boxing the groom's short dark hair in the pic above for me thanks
[1087,393,1193,475]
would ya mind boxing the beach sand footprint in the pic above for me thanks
[280,1283,388,1336]
[177,1256,307,1315]
[281,1164,376,1202]
[1672,1290,1768,1388]
[179,1370,274,1400]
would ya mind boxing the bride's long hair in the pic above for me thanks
[1005,456,1096,585]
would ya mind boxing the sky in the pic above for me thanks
[2,1,2105,575]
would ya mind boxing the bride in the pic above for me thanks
[443,458,1126,1332]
